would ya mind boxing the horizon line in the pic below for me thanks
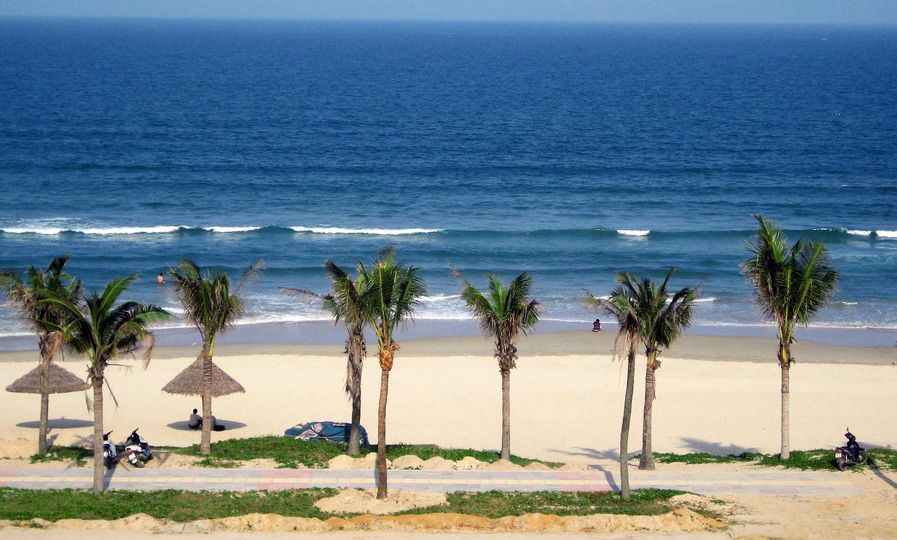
[1,15,896,28]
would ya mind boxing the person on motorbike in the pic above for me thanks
[845,429,860,460]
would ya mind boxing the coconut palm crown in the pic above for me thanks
[0,256,83,454]
[741,214,837,459]
[43,275,168,493]
[357,247,425,499]
[461,272,540,460]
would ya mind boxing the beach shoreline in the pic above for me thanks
[2,328,894,365]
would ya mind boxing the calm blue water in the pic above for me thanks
[1,19,896,342]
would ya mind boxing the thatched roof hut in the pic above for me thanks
[162,357,245,397]
[6,363,89,394]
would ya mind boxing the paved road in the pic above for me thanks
[0,467,859,495]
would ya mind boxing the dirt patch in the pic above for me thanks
[0,507,723,533]
[314,488,447,515]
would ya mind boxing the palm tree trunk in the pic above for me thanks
[347,331,365,456]
[92,379,105,493]
[37,343,50,455]
[39,391,49,455]
[619,346,637,500]
[200,342,213,456]
[376,368,390,499]
[780,343,791,460]
[639,350,657,470]
[500,368,511,461]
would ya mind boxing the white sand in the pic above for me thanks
[1,340,895,462]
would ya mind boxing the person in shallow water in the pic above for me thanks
[592,318,601,332]
[157,273,165,285]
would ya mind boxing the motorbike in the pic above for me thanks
[102,430,118,469]
[123,428,153,468]
[835,428,867,471]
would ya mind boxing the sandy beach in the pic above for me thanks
[2,330,895,459]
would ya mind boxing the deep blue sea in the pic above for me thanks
[1,19,896,345]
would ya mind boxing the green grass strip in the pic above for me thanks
[0,487,685,522]
[650,448,897,471]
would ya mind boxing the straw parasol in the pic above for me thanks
[162,356,245,397]
[6,363,89,394]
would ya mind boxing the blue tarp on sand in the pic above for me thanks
[284,421,369,445]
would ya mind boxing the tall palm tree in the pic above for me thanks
[168,259,262,455]
[282,259,373,455]
[357,247,425,499]
[742,214,837,460]
[460,272,540,461]
[615,270,697,471]
[44,275,168,493]
[586,278,640,501]
[0,256,82,454]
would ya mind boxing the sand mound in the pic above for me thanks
[349,452,390,470]
[525,461,552,471]
[2,507,721,533]
[314,488,447,515]
[419,456,455,470]
[327,454,355,470]
[485,459,522,471]
[453,456,486,470]
[391,454,424,470]
[0,438,36,459]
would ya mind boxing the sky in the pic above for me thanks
[1,0,896,25]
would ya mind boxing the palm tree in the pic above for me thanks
[44,275,168,493]
[357,247,425,499]
[742,214,837,460]
[282,259,372,455]
[168,259,262,455]
[586,278,640,501]
[460,272,540,461]
[0,256,82,454]
[616,270,697,471]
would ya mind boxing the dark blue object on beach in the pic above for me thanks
[284,421,369,445]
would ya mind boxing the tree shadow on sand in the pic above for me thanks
[165,420,247,432]
[17,418,94,429]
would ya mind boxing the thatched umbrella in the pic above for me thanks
[6,363,89,395]
[162,356,245,397]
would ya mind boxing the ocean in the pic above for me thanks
[1,19,896,348]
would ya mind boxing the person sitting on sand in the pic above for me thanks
[188,408,225,431]
[592,318,602,332]
[188,408,202,429]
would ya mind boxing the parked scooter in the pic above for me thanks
[102,430,118,469]
[835,428,867,471]
[123,428,153,468]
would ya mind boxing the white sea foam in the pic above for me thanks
[289,226,443,235]
[0,225,186,235]
[1,227,67,235]
[846,229,872,236]
[203,226,262,233]
[420,294,462,302]
[836,301,859,306]
[875,230,897,238]
[617,229,650,237]
[693,297,717,303]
